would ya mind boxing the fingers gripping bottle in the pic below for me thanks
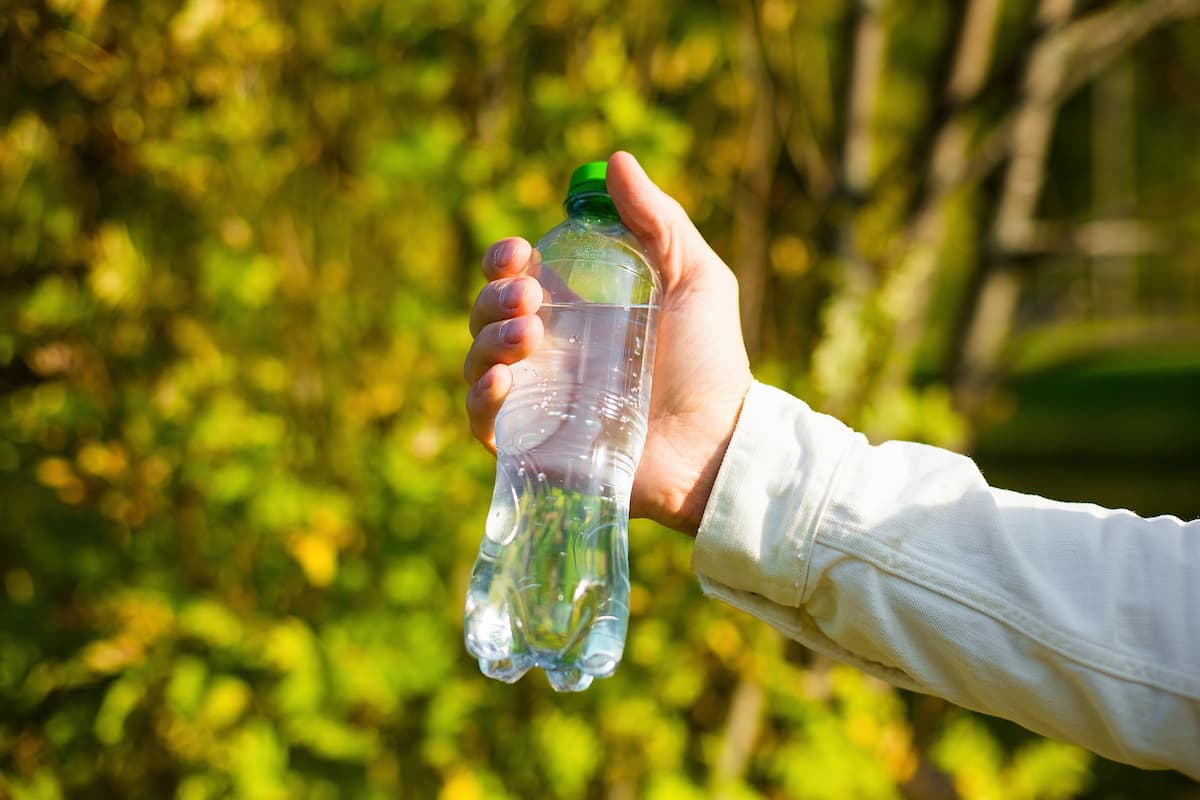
[464,162,660,691]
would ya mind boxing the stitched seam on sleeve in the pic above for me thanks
[818,523,1200,699]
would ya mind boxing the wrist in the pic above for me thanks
[644,381,751,536]
[670,425,739,536]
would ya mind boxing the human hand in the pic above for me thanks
[464,152,753,535]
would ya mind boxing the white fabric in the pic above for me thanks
[693,381,1200,777]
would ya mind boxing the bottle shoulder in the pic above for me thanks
[536,217,658,287]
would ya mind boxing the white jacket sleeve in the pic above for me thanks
[692,381,1200,778]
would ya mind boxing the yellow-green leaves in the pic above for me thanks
[2,0,1196,797]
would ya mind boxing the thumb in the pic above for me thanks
[605,151,709,288]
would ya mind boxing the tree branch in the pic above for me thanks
[733,2,782,358]
[714,678,764,794]
[1004,219,1163,257]
[949,0,1078,424]
[840,0,886,200]
[868,0,1003,418]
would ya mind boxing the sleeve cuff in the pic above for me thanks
[691,381,858,608]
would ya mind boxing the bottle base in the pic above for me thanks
[465,461,632,692]
[471,655,606,693]
[465,608,625,692]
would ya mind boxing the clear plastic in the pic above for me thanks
[464,191,660,691]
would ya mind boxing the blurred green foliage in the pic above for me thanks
[1,0,1198,798]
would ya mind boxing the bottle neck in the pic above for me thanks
[564,191,620,222]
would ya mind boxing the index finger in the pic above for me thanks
[483,237,539,281]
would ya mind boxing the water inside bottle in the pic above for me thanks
[464,302,657,691]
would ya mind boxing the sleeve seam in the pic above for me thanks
[816,524,1200,699]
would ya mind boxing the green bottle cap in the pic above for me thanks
[566,161,609,200]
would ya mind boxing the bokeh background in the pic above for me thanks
[2,0,1199,797]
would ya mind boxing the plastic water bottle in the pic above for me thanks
[464,162,660,691]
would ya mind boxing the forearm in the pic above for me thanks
[693,382,1200,777]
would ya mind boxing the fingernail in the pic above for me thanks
[500,318,526,344]
[493,240,515,269]
[479,369,495,390]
